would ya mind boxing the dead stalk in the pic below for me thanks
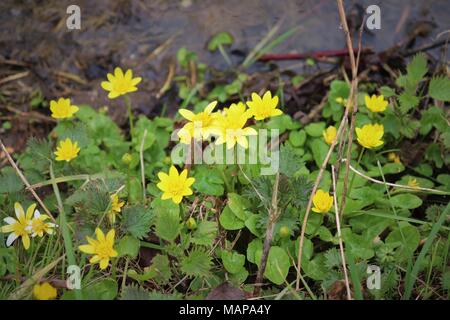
[254,172,280,297]
[331,165,352,300]
[295,0,362,290]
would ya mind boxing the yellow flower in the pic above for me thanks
[312,189,333,214]
[355,123,384,149]
[0,202,34,250]
[388,152,401,164]
[246,91,283,120]
[408,178,419,188]
[78,228,118,270]
[54,138,80,162]
[365,94,388,113]
[323,126,337,145]
[215,102,257,149]
[108,194,125,224]
[26,210,57,238]
[49,98,79,119]
[157,166,195,204]
[101,67,142,99]
[177,101,218,144]
[33,282,57,300]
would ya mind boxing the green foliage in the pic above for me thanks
[121,205,153,239]
[428,76,450,101]
[180,248,212,278]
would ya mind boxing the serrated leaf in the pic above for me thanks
[122,205,153,239]
[191,220,218,246]
[429,75,450,101]
[154,199,180,242]
[120,285,152,300]
[407,53,427,84]
[398,93,420,113]
[180,249,212,277]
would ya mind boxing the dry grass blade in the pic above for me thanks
[331,165,352,300]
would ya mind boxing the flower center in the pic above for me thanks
[95,242,114,259]
[12,222,27,236]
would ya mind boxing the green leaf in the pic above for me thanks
[289,130,306,147]
[305,122,326,137]
[117,236,140,258]
[154,200,180,242]
[264,246,290,285]
[180,249,212,277]
[219,205,245,230]
[0,167,24,193]
[207,32,234,51]
[191,220,218,246]
[193,165,224,196]
[221,251,245,274]
[386,222,420,261]
[247,239,263,265]
[407,53,427,84]
[120,285,152,300]
[380,86,396,98]
[122,205,153,239]
[227,193,249,220]
[309,138,331,167]
[266,115,300,134]
[63,279,118,300]
[279,144,304,176]
[425,143,443,168]
[147,254,172,284]
[420,106,448,135]
[398,93,420,113]
[428,75,450,101]
[390,193,423,209]
[303,254,328,281]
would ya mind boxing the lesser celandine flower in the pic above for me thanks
[101,67,142,99]
[54,138,80,162]
[215,102,257,149]
[246,91,283,120]
[50,98,79,119]
[388,152,401,164]
[26,210,57,238]
[157,166,195,204]
[312,189,333,214]
[365,94,388,113]
[356,123,384,149]
[323,126,337,145]
[33,282,57,300]
[78,228,118,270]
[177,101,218,144]
[108,194,125,224]
[0,202,35,250]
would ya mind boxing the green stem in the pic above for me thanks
[49,162,82,300]
[124,95,134,137]
[347,147,365,194]
[218,44,232,67]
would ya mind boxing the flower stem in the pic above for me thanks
[124,95,134,137]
